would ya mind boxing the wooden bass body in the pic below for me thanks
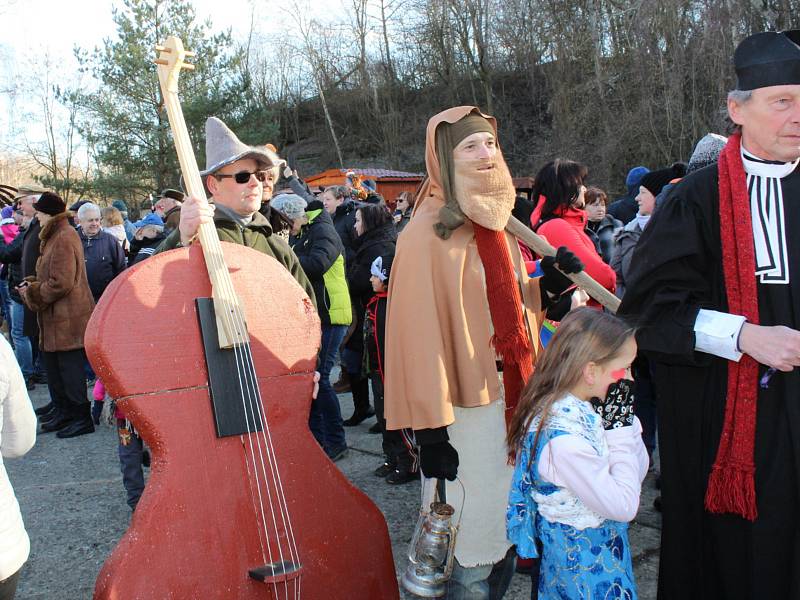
[86,243,399,599]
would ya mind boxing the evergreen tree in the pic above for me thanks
[77,0,277,202]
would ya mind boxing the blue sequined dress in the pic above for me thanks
[507,395,638,600]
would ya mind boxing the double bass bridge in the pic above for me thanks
[248,560,302,584]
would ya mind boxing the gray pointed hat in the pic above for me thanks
[200,117,281,176]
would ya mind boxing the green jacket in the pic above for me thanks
[323,255,351,325]
[290,209,351,326]
[155,209,316,308]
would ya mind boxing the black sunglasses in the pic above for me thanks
[214,170,270,184]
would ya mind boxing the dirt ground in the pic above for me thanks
[6,378,661,599]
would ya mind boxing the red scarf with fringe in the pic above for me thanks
[705,131,760,521]
[472,223,534,429]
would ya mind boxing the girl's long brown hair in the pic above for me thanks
[507,308,635,454]
[101,206,124,227]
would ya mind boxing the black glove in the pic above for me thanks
[419,441,459,481]
[591,378,635,430]
[540,246,584,296]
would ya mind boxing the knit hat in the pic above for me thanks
[370,255,393,283]
[270,194,307,220]
[112,200,128,214]
[33,192,67,215]
[640,163,687,197]
[625,166,650,195]
[735,30,800,91]
[201,117,281,176]
[687,133,728,173]
[362,179,377,193]
[364,192,385,205]
[1,206,13,220]
[159,188,185,202]
[133,212,165,230]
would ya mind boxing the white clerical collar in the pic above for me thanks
[741,145,793,285]
[741,146,799,178]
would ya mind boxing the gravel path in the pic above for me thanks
[7,379,660,599]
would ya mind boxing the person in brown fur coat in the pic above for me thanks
[19,192,95,438]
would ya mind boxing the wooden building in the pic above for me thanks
[303,168,424,201]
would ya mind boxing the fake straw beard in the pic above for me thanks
[451,152,533,430]
[453,156,516,231]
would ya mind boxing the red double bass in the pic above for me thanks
[86,36,399,599]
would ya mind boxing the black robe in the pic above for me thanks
[619,163,800,600]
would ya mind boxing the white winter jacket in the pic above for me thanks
[0,335,36,580]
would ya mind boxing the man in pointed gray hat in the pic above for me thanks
[156,117,314,303]
[620,30,800,599]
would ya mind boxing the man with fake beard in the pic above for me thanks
[620,30,800,599]
[384,107,583,598]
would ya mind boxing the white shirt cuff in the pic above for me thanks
[693,309,746,361]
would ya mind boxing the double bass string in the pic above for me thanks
[236,299,303,600]
[210,254,287,600]
[210,257,283,600]
[196,236,281,598]
[233,295,302,600]
[206,239,301,599]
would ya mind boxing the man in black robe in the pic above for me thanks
[620,30,800,600]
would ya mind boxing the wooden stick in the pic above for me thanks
[506,216,621,313]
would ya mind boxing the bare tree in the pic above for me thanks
[14,54,92,202]
[289,0,346,168]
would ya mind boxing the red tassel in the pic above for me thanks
[705,464,758,521]
[491,332,532,365]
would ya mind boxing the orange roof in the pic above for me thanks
[305,168,424,185]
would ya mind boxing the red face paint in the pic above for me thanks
[610,368,627,381]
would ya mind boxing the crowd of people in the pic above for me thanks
[1,28,799,600]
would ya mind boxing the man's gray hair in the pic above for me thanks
[326,185,350,200]
[77,202,102,220]
[727,89,753,104]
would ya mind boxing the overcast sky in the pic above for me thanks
[0,0,341,150]
[0,0,257,65]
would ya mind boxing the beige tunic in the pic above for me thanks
[420,398,512,567]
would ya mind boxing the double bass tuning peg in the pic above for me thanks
[153,59,194,70]
[153,44,195,69]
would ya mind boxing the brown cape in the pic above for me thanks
[384,106,544,431]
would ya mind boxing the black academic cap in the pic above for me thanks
[735,30,800,91]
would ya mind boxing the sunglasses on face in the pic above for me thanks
[215,170,271,184]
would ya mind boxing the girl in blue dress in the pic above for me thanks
[506,308,649,599]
